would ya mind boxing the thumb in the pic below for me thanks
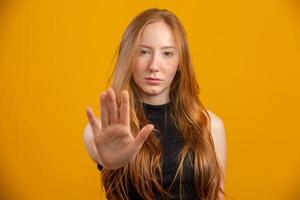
[134,124,154,149]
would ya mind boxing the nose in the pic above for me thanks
[149,53,160,74]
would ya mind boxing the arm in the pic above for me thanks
[207,110,227,200]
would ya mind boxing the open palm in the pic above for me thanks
[86,88,154,169]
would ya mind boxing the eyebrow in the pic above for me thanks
[140,44,176,50]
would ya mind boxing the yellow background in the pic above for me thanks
[1,0,300,199]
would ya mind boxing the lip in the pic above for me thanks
[145,77,162,81]
[145,77,162,84]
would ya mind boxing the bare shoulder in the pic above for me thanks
[206,109,227,174]
[207,110,225,137]
[207,110,225,130]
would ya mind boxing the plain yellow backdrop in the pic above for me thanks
[1,0,300,199]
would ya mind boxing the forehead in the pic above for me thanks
[139,21,176,47]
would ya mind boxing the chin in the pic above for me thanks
[142,87,163,96]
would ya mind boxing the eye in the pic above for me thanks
[139,48,150,56]
[163,51,173,57]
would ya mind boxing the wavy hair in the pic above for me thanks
[101,8,226,200]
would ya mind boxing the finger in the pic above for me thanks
[119,90,130,126]
[106,88,118,124]
[100,92,109,128]
[86,107,100,134]
[133,124,154,150]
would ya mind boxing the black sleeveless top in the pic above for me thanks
[97,102,198,199]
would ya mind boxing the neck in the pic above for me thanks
[141,94,170,105]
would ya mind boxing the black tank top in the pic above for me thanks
[97,102,198,199]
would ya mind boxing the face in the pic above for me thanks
[132,21,179,105]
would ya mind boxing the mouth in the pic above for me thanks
[145,77,162,81]
[144,77,162,84]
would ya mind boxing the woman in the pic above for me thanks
[83,8,227,200]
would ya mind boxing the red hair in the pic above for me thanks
[101,8,226,200]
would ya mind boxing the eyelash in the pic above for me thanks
[163,51,173,56]
[139,49,174,57]
[140,49,149,55]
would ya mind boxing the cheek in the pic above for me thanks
[167,70,178,83]
[132,64,144,77]
[164,67,178,85]
[132,73,142,91]
[164,60,179,78]
[132,70,141,84]
[135,56,149,68]
[132,62,146,85]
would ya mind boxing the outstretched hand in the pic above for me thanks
[86,88,154,169]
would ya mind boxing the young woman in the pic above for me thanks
[83,8,227,200]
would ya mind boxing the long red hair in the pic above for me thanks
[101,8,226,200]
